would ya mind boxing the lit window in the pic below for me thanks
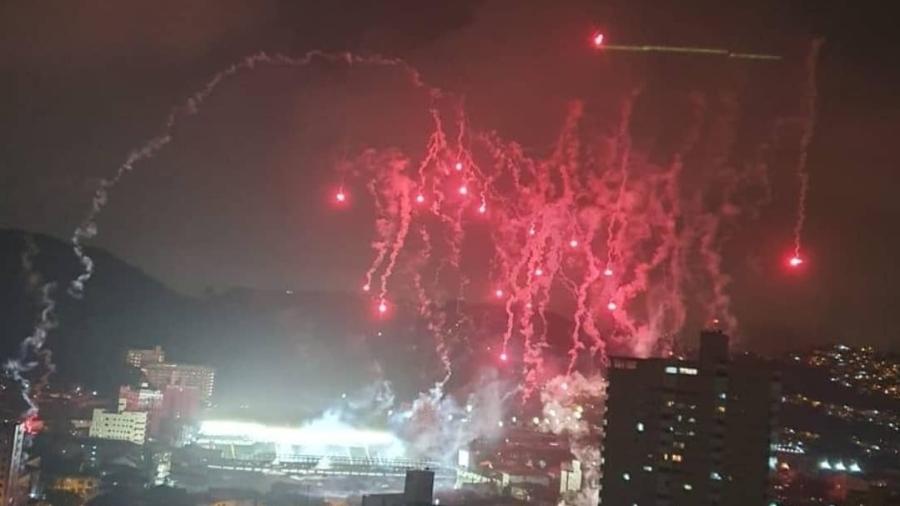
[710,472,722,480]
[665,366,678,374]
[679,367,698,375]
[636,422,644,432]
[683,483,693,491]
[643,465,653,472]
[623,473,631,481]
[671,454,683,462]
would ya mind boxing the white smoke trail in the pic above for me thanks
[68,50,441,298]
[792,38,825,258]
[5,236,58,415]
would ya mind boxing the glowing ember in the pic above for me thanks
[415,194,425,204]
[592,32,605,48]
[499,352,508,362]
[607,301,617,311]
[454,162,464,171]
[569,239,579,248]
[378,300,388,313]
[362,284,370,292]
[789,256,803,267]
[335,190,346,202]
[478,203,487,214]
[494,289,504,298]
[458,185,468,195]
[603,268,614,277]
[534,268,544,277]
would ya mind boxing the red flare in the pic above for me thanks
[499,352,508,362]
[458,185,468,196]
[415,194,425,204]
[789,256,803,267]
[335,190,346,203]
[494,289,504,298]
[534,268,544,277]
[378,300,388,314]
[591,31,605,48]
[569,239,579,248]
[478,203,487,214]
[23,414,43,435]
[603,268,614,277]
[362,284,370,292]
[454,162,464,171]
[607,301,617,311]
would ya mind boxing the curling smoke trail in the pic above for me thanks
[792,39,825,261]
[5,236,58,415]
[69,51,442,299]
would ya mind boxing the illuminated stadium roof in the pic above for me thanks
[196,419,406,459]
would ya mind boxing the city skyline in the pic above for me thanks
[1,1,899,354]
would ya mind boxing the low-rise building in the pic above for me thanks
[88,409,148,445]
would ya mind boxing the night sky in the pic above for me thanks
[2,0,899,352]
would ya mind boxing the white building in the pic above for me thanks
[88,409,148,445]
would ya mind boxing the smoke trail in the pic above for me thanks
[5,236,58,415]
[69,50,443,299]
[604,88,641,275]
[412,226,453,385]
[792,39,825,258]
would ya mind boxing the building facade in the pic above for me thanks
[143,363,215,403]
[51,475,100,503]
[89,409,148,445]
[125,346,165,369]
[118,384,164,437]
[599,330,780,506]
[0,418,26,506]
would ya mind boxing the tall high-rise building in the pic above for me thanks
[0,417,26,506]
[142,363,215,403]
[599,330,780,506]
[125,346,165,369]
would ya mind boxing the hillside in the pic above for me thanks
[2,229,586,418]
